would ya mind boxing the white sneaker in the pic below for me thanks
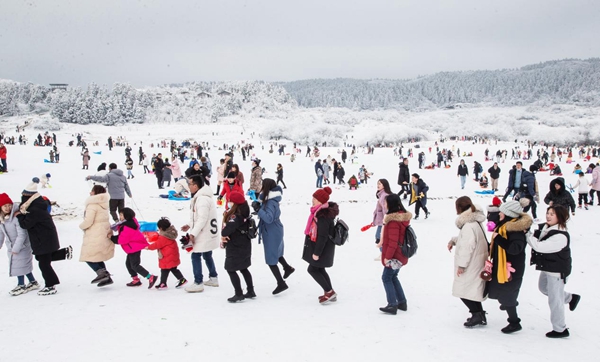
[374,255,381,261]
[37,286,57,296]
[9,285,27,296]
[25,281,40,291]
[204,277,219,287]
[185,283,205,293]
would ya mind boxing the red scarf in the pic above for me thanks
[305,203,328,242]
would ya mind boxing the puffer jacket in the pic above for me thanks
[0,203,34,276]
[372,190,389,226]
[79,193,114,262]
[17,194,60,255]
[188,185,219,253]
[590,167,600,191]
[147,226,180,269]
[88,169,132,199]
[543,177,576,213]
[380,211,412,267]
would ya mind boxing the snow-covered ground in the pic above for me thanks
[0,118,599,362]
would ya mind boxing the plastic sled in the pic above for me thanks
[93,151,102,155]
[44,159,52,163]
[475,190,496,195]
[138,221,158,232]
[143,231,159,243]
[167,190,190,201]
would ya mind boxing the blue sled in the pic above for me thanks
[475,190,496,195]
[93,151,102,155]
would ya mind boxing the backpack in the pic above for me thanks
[240,217,258,239]
[329,218,349,246]
[401,225,418,258]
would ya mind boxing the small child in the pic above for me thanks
[573,172,590,209]
[110,208,157,288]
[486,196,502,230]
[147,218,187,290]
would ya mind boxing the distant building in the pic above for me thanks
[49,84,68,91]
[197,91,212,99]
[217,90,232,96]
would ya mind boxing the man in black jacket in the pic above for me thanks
[488,162,501,191]
[397,158,410,199]
[154,153,165,189]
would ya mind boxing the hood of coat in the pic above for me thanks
[503,213,534,232]
[84,193,110,209]
[316,202,339,219]
[1,203,21,223]
[262,186,283,203]
[159,225,178,240]
[110,169,125,177]
[549,177,566,195]
[19,193,43,214]
[383,211,413,224]
[194,183,214,199]
[455,206,486,229]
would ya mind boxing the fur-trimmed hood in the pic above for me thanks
[383,211,413,224]
[159,225,178,240]
[503,213,533,232]
[455,206,486,229]
[84,193,109,210]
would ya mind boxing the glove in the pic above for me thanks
[251,201,261,213]
[217,196,223,201]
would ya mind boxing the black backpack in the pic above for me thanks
[401,225,418,258]
[239,217,258,239]
[330,218,349,246]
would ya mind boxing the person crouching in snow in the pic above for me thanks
[147,218,187,290]
[40,173,52,188]
[79,185,115,287]
[110,207,157,288]
[0,193,39,296]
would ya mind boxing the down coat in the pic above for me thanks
[372,190,389,226]
[147,226,180,269]
[221,213,252,271]
[115,219,149,254]
[257,187,285,265]
[17,193,60,256]
[380,211,412,267]
[302,202,339,268]
[188,185,219,253]
[0,203,34,276]
[449,206,489,302]
[79,193,115,262]
[591,166,600,191]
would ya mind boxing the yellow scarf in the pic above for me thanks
[491,220,515,284]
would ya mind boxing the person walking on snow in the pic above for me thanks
[86,163,132,223]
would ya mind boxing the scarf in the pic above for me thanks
[304,203,328,241]
[491,219,517,284]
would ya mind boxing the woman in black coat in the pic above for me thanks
[16,183,71,295]
[302,187,339,304]
[221,191,254,303]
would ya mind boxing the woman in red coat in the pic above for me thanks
[377,193,411,315]
[147,218,187,289]
[219,172,244,210]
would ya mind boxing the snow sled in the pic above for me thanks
[93,151,102,155]
[143,231,159,243]
[139,221,158,232]
[167,190,189,201]
[475,190,496,195]
[44,159,53,163]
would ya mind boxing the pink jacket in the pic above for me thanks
[171,160,183,179]
[372,190,389,226]
[591,167,600,191]
[118,219,149,254]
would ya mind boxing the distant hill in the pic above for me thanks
[279,58,600,110]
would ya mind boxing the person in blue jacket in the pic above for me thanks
[252,178,294,295]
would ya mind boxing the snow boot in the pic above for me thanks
[379,305,398,315]
[91,268,110,284]
[243,287,257,299]
[464,311,487,327]
[127,277,142,287]
[283,267,295,280]
[227,294,245,303]
[97,277,114,287]
[272,282,288,295]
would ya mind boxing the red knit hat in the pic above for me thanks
[313,187,332,204]
[0,193,13,208]
[492,196,502,207]
[229,191,246,205]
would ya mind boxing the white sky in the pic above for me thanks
[1,0,599,87]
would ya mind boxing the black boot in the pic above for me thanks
[283,267,295,279]
[98,277,114,287]
[379,305,398,315]
[464,311,487,327]
[91,268,110,284]
[243,287,256,299]
[272,282,288,295]
[501,306,522,334]
[227,294,245,303]
[397,302,408,311]
[546,329,570,338]
[214,185,221,196]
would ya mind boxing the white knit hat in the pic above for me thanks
[22,177,40,196]
[499,200,523,218]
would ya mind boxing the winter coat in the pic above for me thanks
[457,164,469,176]
[398,163,410,185]
[591,167,600,191]
[450,207,489,302]
[488,166,501,180]
[486,205,500,225]
[88,170,108,189]
[125,159,134,170]
[322,162,330,179]
[185,166,202,178]
[78,193,114,262]
[249,166,263,192]
[171,160,182,179]
[188,185,219,253]
[235,171,245,189]
[573,176,589,193]
[162,166,173,183]
[380,211,411,267]
[153,158,165,173]
[17,194,60,256]
[115,218,149,254]
[221,213,252,271]
[302,202,339,268]
[507,168,535,197]
[527,223,571,279]
[0,145,6,159]
[314,162,323,176]
[257,187,284,265]
[88,169,132,199]
[148,226,180,269]
[409,179,429,207]
[82,152,90,166]
[0,203,34,276]
[372,189,389,226]
[220,181,244,204]
[216,164,225,182]
[543,177,576,213]
[488,213,533,301]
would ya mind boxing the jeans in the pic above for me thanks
[86,261,106,272]
[17,272,36,286]
[460,175,466,189]
[1,158,7,172]
[375,225,382,243]
[191,251,218,284]
[316,175,323,188]
[382,267,406,306]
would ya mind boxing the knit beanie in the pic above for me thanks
[229,191,246,205]
[253,159,261,166]
[227,171,236,179]
[0,193,13,208]
[313,186,332,204]
[22,177,40,196]
[46,173,51,178]
[492,196,502,207]
[499,200,523,218]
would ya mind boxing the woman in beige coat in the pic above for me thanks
[448,196,489,328]
[79,185,115,287]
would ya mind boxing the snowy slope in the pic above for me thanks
[0,119,598,362]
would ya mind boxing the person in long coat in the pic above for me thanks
[82,149,91,170]
[448,196,489,327]
[302,186,339,304]
[221,192,254,302]
[254,179,294,295]
[0,193,39,296]
[162,159,173,187]
[171,158,183,182]
[79,185,115,287]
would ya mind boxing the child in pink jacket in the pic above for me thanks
[111,208,157,288]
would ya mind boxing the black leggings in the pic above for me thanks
[461,298,483,313]
[160,268,184,285]
[307,265,332,292]
[227,269,253,295]
[277,177,287,188]
[269,256,291,284]
[36,248,68,287]
[125,251,150,278]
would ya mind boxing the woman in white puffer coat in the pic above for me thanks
[0,193,39,296]
[79,185,115,287]
[448,196,489,328]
